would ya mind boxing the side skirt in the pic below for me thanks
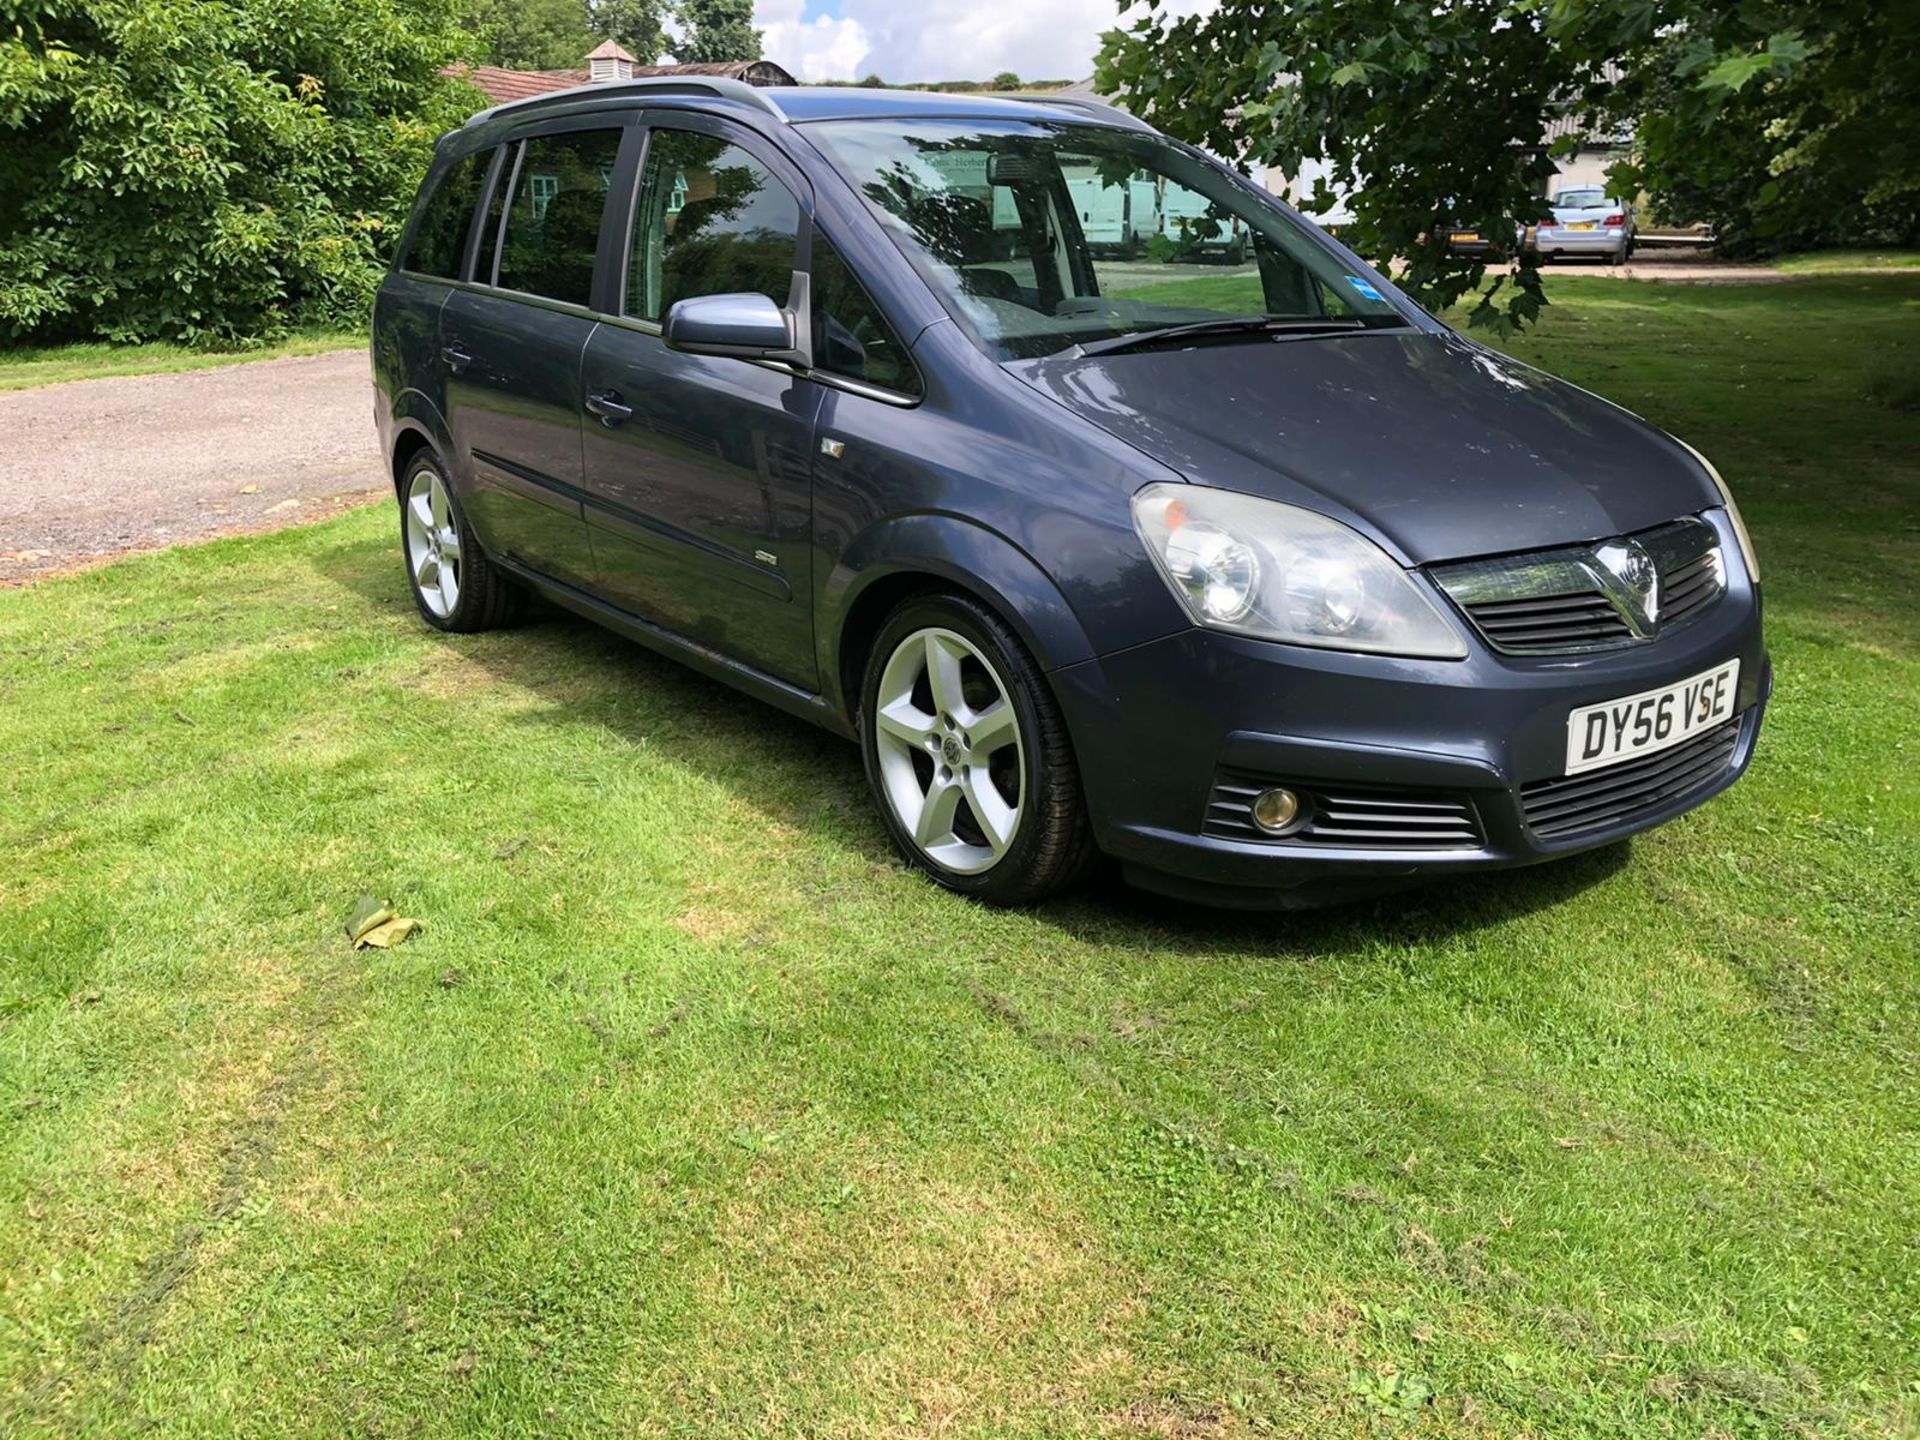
[493,555,856,742]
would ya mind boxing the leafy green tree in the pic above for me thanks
[0,0,479,345]
[990,70,1021,91]
[1608,6,1919,256]
[1097,1,1913,334]
[591,0,668,62]
[676,0,759,64]
[470,0,591,70]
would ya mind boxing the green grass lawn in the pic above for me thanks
[2,276,1916,1438]
[1772,249,1920,274]
[0,331,364,392]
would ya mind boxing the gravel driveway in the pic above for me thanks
[0,349,386,584]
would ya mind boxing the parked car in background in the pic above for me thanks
[1531,188,1637,264]
[1437,207,1521,259]
[374,80,1768,909]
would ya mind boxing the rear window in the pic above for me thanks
[497,129,623,307]
[406,150,489,279]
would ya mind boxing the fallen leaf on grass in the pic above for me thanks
[493,836,529,860]
[358,916,423,949]
[346,895,424,949]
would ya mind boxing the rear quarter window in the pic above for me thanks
[405,150,489,280]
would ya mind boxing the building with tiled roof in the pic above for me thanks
[447,44,797,107]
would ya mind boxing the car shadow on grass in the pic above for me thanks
[319,535,1633,952]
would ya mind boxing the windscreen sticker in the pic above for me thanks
[1345,275,1384,301]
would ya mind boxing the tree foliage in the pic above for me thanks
[469,0,590,70]
[592,0,668,64]
[0,0,479,344]
[676,0,759,64]
[1097,0,1915,334]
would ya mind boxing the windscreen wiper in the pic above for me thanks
[1075,315,1382,359]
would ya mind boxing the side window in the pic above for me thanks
[626,129,800,322]
[496,128,622,306]
[811,234,922,397]
[406,149,489,279]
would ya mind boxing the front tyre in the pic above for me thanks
[399,450,523,632]
[861,595,1096,905]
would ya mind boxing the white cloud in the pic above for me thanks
[754,0,872,83]
[754,0,1216,86]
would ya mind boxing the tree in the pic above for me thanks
[990,71,1021,91]
[0,0,479,345]
[677,0,760,64]
[471,0,591,70]
[592,0,668,63]
[1096,1,1916,335]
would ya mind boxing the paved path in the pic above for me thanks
[0,350,384,584]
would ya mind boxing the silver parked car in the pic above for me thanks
[1531,188,1636,264]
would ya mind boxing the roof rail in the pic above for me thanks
[1002,93,1156,133]
[465,75,789,129]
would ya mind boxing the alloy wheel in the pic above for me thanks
[405,467,462,619]
[872,627,1025,874]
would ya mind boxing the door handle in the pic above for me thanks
[440,344,472,373]
[585,389,634,426]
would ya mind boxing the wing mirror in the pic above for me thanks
[662,278,812,368]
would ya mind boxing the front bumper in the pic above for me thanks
[1052,575,1769,907]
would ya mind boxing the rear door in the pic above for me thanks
[577,114,822,689]
[440,119,632,591]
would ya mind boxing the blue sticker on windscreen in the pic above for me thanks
[1345,275,1384,301]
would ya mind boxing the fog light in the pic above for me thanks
[1251,787,1304,834]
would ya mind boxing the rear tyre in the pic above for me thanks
[860,594,1097,906]
[399,449,524,633]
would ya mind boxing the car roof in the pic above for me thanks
[456,77,1152,148]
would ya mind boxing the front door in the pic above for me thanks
[442,122,628,592]
[578,118,820,691]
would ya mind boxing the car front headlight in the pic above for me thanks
[1131,483,1467,659]
[1673,437,1760,583]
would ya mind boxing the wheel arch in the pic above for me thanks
[825,514,1097,726]
[386,390,454,494]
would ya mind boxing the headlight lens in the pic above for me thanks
[1131,483,1467,658]
[1674,437,1760,583]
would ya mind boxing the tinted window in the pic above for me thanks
[407,150,488,279]
[497,129,622,306]
[811,233,921,396]
[627,129,800,322]
[472,145,511,286]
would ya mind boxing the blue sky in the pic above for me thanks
[751,0,1217,85]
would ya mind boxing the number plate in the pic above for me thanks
[1567,221,1597,231]
[1450,231,1481,243]
[1565,660,1740,775]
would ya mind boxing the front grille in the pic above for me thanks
[1432,515,1727,656]
[1519,717,1741,841]
[1658,547,1724,626]
[1205,774,1483,849]
[1465,592,1634,650]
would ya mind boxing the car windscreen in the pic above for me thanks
[1552,189,1609,209]
[803,118,1409,361]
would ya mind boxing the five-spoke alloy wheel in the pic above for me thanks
[398,449,523,633]
[861,595,1096,904]
[405,464,463,619]
[872,626,1025,874]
